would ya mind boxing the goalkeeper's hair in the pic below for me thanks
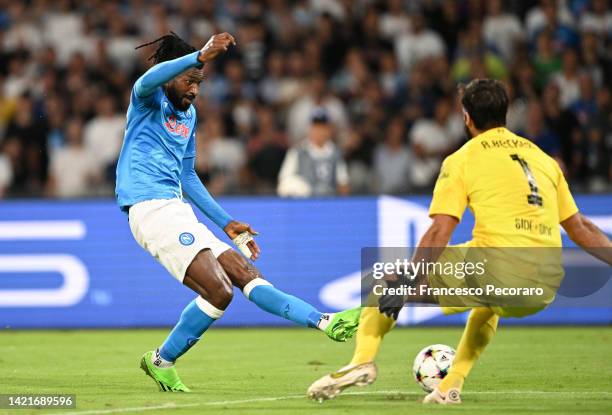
[135,32,197,64]
[459,79,508,131]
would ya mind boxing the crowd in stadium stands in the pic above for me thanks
[0,0,609,199]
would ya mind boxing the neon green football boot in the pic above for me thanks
[139,350,191,392]
[322,307,362,342]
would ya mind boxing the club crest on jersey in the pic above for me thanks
[179,232,195,246]
[164,115,190,138]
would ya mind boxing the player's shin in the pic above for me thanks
[242,279,323,328]
[242,278,360,341]
[350,306,396,366]
[156,297,224,365]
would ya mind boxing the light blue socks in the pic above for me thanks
[158,297,224,362]
[244,279,323,328]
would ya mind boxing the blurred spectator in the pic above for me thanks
[578,0,612,36]
[551,48,580,109]
[83,94,126,177]
[583,126,610,192]
[373,117,412,194]
[483,0,523,63]
[278,108,349,197]
[44,0,94,64]
[522,101,561,158]
[577,87,611,191]
[541,82,581,178]
[379,0,411,40]
[451,21,508,83]
[579,31,608,88]
[196,115,245,195]
[4,52,32,98]
[237,18,267,81]
[533,30,561,90]
[331,48,371,99]
[378,51,406,100]
[506,82,529,133]
[47,117,99,198]
[287,73,348,144]
[0,148,12,197]
[570,73,597,126]
[343,128,375,194]
[246,107,288,193]
[526,0,575,42]
[409,97,463,189]
[0,77,16,136]
[425,0,465,60]
[4,92,48,195]
[45,95,67,154]
[2,2,44,53]
[395,13,445,73]
[259,51,302,106]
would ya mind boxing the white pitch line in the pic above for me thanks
[52,390,612,415]
[51,402,199,415]
[205,394,304,405]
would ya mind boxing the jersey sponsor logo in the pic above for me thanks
[179,232,195,246]
[163,115,190,138]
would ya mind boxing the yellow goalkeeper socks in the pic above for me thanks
[438,307,499,393]
[349,307,396,366]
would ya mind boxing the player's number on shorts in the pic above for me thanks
[510,154,543,207]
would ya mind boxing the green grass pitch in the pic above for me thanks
[1,327,610,415]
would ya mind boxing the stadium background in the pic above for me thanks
[0,0,610,328]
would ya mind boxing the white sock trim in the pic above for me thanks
[242,278,273,298]
[195,296,224,319]
[152,348,174,368]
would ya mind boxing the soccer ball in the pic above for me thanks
[412,344,456,392]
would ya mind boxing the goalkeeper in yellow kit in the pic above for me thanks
[308,79,612,404]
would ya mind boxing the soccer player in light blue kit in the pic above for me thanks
[116,32,361,392]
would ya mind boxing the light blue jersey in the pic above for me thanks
[115,51,232,228]
[116,52,199,209]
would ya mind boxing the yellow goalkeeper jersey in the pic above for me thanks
[429,127,578,248]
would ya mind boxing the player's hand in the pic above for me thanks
[377,273,413,320]
[224,220,261,260]
[198,33,236,64]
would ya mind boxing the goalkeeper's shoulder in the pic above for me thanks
[440,143,469,170]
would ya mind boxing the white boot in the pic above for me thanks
[423,387,462,404]
[307,362,378,402]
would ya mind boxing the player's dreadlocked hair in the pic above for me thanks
[135,32,197,64]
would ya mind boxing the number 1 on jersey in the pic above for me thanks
[510,154,543,207]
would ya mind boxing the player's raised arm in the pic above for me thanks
[134,32,236,98]
[561,213,612,265]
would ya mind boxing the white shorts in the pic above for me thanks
[128,198,231,282]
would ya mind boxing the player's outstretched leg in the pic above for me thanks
[141,250,233,392]
[308,306,395,401]
[423,307,499,405]
[217,250,361,342]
